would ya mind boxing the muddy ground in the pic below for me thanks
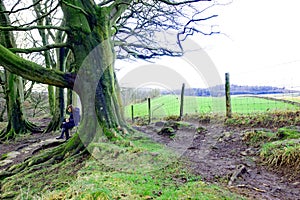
[0,117,66,171]
[134,120,300,200]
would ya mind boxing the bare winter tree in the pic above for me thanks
[0,1,42,140]
[0,0,220,177]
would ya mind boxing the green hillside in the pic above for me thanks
[125,95,300,119]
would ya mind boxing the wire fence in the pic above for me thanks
[121,73,300,122]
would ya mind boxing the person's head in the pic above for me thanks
[67,104,73,113]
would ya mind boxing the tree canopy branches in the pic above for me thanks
[113,0,219,59]
[9,42,69,53]
[0,0,42,14]
[0,0,221,87]
[0,25,69,31]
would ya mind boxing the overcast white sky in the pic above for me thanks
[117,0,300,90]
[205,0,300,89]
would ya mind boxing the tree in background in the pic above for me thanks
[0,1,42,140]
[0,0,220,172]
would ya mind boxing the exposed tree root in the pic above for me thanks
[25,120,43,133]
[0,146,88,199]
[44,114,61,133]
[228,164,247,186]
[0,120,43,141]
[0,133,86,180]
[0,129,16,141]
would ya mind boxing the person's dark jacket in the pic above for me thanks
[64,113,75,129]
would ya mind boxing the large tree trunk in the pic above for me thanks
[1,72,26,139]
[59,0,126,147]
[0,0,128,177]
[71,41,125,150]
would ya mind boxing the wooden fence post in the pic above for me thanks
[180,83,185,120]
[131,105,134,123]
[148,98,151,124]
[225,73,232,118]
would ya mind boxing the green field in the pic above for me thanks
[125,95,300,119]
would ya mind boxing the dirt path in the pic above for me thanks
[134,121,300,200]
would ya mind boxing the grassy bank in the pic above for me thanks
[1,130,245,199]
[244,127,300,173]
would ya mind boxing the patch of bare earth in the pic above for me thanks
[0,117,64,171]
[134,121,300,200]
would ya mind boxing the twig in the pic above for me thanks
[228,164,247,186]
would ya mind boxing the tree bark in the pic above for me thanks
[0,0,130,174]
[61,0,127,140]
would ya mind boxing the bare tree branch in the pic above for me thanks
[0,25,69,31]
[61,0,89,16]
[98,0,115,7]
[19,1,60,27]
[0,0,42,14]
[109,0,133,24]
[158,0,212,5]
[9,43,69,54]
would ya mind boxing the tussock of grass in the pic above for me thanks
[244,126,300,172]
[260,140,300,170]
[243,130,277,145]
[276,127,300,139]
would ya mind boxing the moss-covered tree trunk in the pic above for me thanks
[1,72,26,139]
[0,0,130,174]
[60,0,126,143]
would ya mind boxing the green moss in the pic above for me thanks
[1,153,8,160]
[0,151,87,199]
[277,127,300,140]
[43,157,244,200]
[1,130,246,199]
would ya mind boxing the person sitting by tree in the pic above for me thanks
[56,105,75,140]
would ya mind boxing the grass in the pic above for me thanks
[125,95,300,119]
[1,130,245,199]
[282,96,300,103]
[260,139,300,170]
[225,111,300,128]
[44,159,243,199]
[243,126,300,172]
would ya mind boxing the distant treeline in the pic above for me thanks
[120,85,297,105]
[120,87,160,105]
[161,85,297,96]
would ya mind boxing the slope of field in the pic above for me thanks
[125,95,300,119]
